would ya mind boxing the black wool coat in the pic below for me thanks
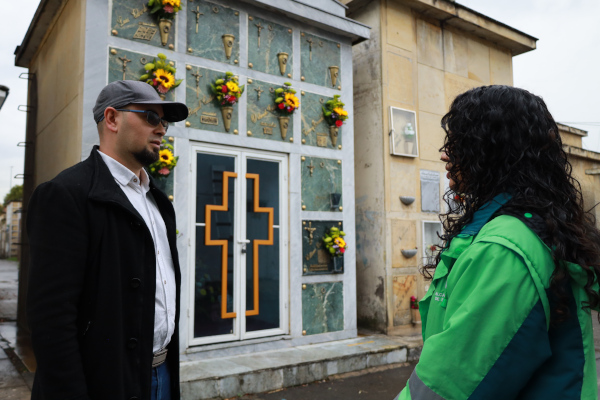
[27,147,181,400]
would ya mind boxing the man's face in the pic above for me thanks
[117,103,166,167]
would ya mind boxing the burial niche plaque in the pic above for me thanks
[302,221,344,275]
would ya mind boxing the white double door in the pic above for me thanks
[189,144,288,345]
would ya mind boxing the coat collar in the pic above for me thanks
[87,146,145,222]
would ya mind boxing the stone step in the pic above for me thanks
[180,335,422,400]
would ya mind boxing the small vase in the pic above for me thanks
[333,256,344,273]
[278,116,290,140]
[221,106,233,132]
[329,125,339,146]
[158,19,172,46]
[330,193,341,209]
[277,52,289,75]
[411,308,421,325]
[222,34,235,59]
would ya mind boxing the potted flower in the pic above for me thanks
[147,0,181,46]
[322,225,347,273]
[211,72,245,132]
[273,82,299,140]
[322,95,348,146]
[410,296,421,325]
[148,139,178,182]
[139,53,183,99]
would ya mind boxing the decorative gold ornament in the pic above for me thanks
[235,12,239,16]
[247,79,253,84]
[302,205,306,210]
[301,157,306,161]
[158,19,172,46]
[302,284,307,290]
[168,137,174,143]
[247,131,253,136]
[337,43,341,48]
[338,86,341,90]
[339,206,343,211]
[110,49,117,55]
[329,66,339,87]
[221,107,233,132]
[287,74,292,78]
[249,16,254,21]
[302,139,306,144]
[186,65,192,70]
[185,121,191,127]
[168,44,174,50]
[188,48,193,53]
[301,91,305,96]
[304,268,307,272]
[168,195,174,201]
[277,52,289,75]
[302,330,307,335]
[222,34,235,59]
[234,59,238,64]
[233,129,239,134]
[338,145,342,149]
[337,160,341,164]
[338,222,342,226]
[289,137,293,142]
[301,76,305,81]
[169,61,175,66]
[111,29,118,36]
[288,29,292,33]
[301,32,305,37]
[278,116,290,140]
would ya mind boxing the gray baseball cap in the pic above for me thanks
[93,80,188,123]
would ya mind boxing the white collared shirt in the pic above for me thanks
[98,150,176,353]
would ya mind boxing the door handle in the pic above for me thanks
[239,239,250,254]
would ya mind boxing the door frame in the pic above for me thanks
[188,142,289,346]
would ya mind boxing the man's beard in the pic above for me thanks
[133,147,159,167]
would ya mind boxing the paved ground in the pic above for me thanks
[240,363,414,400]
[0,259,31,399]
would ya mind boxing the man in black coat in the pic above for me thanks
[27,80,188,400]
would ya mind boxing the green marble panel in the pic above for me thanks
[302,282,344,335]
[108,47,175,102]
[110,0,175,49]
[247,16,293,78]
[185,66,239,134]
[187,1,239,65]
[301,92,341,149]
[302,221,344,275]
[301,32,341,89]
[149,136,175,197]
[246,79,293,142]
[301,156,343,212]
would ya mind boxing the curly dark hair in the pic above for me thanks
[427,85,600,319]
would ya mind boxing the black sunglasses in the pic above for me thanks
[115,109,169,131]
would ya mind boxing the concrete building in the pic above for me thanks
[2,201,22,259]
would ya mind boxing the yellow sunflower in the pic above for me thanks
[159,149,174,165]
[285,93,300,108]
[162,0,180,6]
[334,237,346,247]
[333,107,348,116]
[226,81,240,93]
[155,69,175,89]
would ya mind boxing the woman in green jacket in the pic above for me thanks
[397,86,600,399]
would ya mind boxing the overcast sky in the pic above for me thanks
[0,1,599,202]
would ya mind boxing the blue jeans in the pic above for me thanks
[151,363,171,400]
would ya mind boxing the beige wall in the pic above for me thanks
[352,0,518,334]
[29,0,86,186]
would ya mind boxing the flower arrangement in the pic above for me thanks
[148,0,181,20]
[273,82,299,116]
[148,139,178,179]
[211,72,245,107]
[140,53,183,96]
[322,94,349,128]
[410,296,419,310]
[322,226,347,257]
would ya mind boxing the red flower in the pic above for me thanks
[153,79,159,87]
[221,86,228,93]
[158,167,170,176]
[157,85,169,94]
[278,103,285,110]
[335,119,343,127]
[340,248,345,253]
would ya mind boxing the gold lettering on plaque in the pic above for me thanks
[263,127,273,135]
[133,26,157,41]
[188,101,202,117]
[138,22,157,27]
[310,264,329,272]
[317,249,330,264]
[316,134,328,147]
[131,4,148,19]
[260,122,276,128]
[201,95,214,105]
[203,112,217,116]
[251,108,274,123]
[116,16,130,27]
[201,114,219,125]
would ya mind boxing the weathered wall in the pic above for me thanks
[352,0,518,334]
[351,0,388,332]
[29,0,85,186]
